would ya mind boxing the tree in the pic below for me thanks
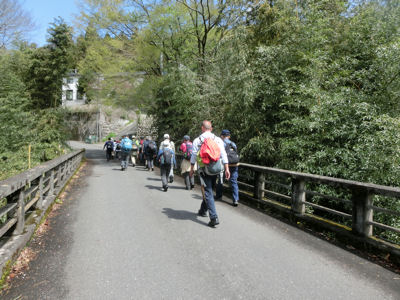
[0,0,35,48]
[26,18,75,109]
[0,49,68,180]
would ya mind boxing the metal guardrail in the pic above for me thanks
[175,153,400,246]
[0,149,85,239]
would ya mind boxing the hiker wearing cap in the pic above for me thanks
[157,140,177,192]
[160,134,175,183]
[190,120,230,228]
[180,135,196,190]
[216,129,240,206]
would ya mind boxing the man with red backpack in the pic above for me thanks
[189,120,230,228]
[180,135,196,190]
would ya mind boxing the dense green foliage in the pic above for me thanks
[0,19,74,180]
[2,1,399,242]
[75,0,400,242]
[76,0,400,179]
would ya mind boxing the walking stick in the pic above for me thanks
[199,172,208,206]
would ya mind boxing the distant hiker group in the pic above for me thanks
[103,120,240,228]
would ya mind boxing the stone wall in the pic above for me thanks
[65,105,155,141]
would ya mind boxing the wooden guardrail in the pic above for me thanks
[0,149,85,239]
[175,154,400,248]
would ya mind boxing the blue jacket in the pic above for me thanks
[223,138,237,151]
[157,148,176,167]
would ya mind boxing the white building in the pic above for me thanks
[62,70,86,107]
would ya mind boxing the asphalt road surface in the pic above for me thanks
[2,141,399,299]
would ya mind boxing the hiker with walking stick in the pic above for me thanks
[189,120,230,228]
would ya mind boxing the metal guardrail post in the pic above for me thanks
[352,188,373,237]
[291,178,306,215]
[253,172,265,200]
[14,187,25,235]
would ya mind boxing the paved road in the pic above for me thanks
[2,142,399,299]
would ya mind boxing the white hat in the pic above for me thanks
[163,133,170,139]
[162,140,171,148]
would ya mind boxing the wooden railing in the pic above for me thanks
[238,163,400,245]
[175,154,400,247]
[0,149,85,238]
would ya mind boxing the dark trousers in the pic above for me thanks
[106,149,112,161]
[161,164,172,188]
[199,173,218,220]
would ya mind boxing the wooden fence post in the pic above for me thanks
[291,178,306,215]
[49,170,55,195]
[36,173,44,209]
[253,172,265,200]
[57,165,62,187]
[14,187,25,235]
[352,188,373,237]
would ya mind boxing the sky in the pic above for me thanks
[23,0,81,46]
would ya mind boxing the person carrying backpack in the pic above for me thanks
[157,141,176,192]
[189,120,230,228]
[216,129,240,206]
[115,140,122,160]
[130,135,140,167]
[103,138,114,161]
[120,135,133,171]
[142,137,149,168]
[180,135,196,190]
[145,137,157,171]
[160,134,175,183]
[138,136,145,164]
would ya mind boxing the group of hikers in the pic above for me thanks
[103,120,240,228]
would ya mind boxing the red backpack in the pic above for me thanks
[199,135,221,164]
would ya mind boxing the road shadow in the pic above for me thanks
[191,194,203,200]
[145,184,188,191]
[145,184,163,191]
[147,177,161,181]
[162,208,207,226]
[136,168,152,172]
[167,186,187,190]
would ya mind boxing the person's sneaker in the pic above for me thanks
[215,197,222,201]
[208,218,220,227]
[190,185,195,190]
[197,210,207,217]
[152,168,154,171]
[169,176,173,183]
[233,201,238,207]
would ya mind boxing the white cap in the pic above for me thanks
[162,140,171,148]
[163,133,170,139]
